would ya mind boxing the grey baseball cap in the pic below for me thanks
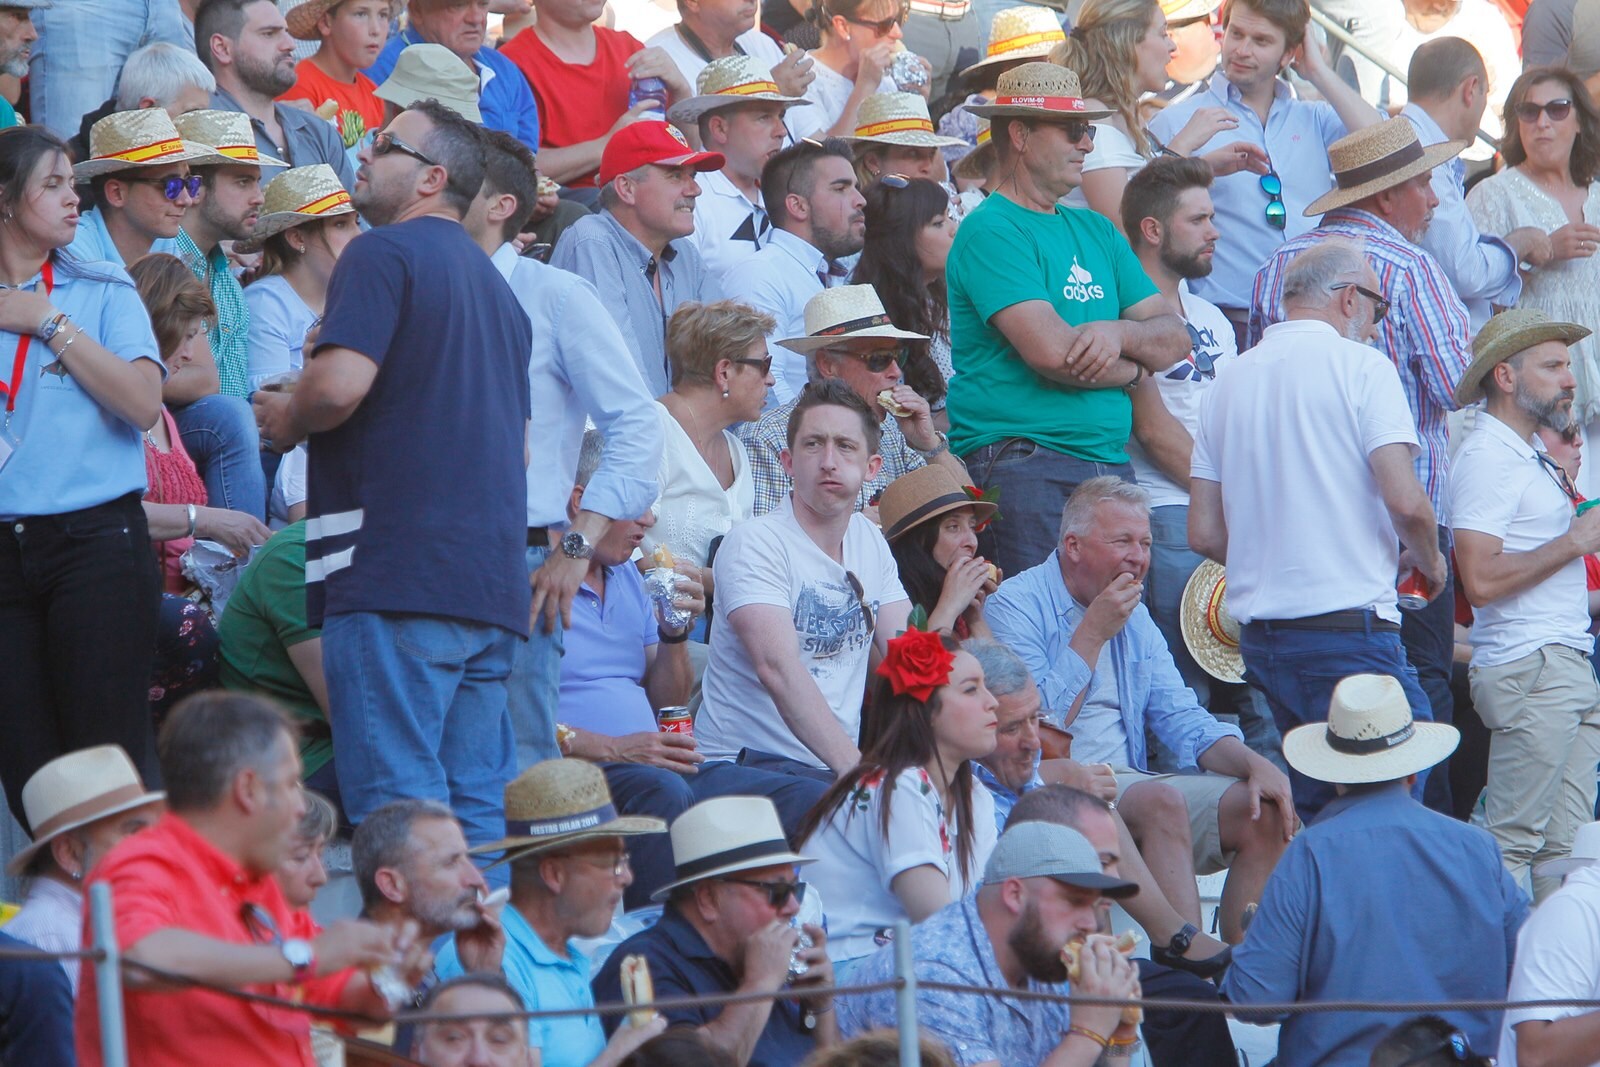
[983,822,1140,899]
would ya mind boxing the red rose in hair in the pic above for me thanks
[876,629,956,701]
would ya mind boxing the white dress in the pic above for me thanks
[641,401,754,568]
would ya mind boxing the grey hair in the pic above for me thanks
[1058,476,1150,544]
[960,638,1033,698]
[352,798,456,911]
[115,43,217,111]
[575,428,605,490]
[597,164,651,212]
[1281,238,1369,309]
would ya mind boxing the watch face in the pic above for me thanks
[561,532,591,558]
[283,939,314,967]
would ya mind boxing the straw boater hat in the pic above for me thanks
[847,91,967,149]
[878,465,999,543]
[961,7,1067,78]
[1179,559,1244,684]
[965,61,1113,121]
[666,53,812,127]
[285,0,342,40]
[1536,820,1600,879]
[172,109,287,168]
[234,164,355,253]
[470,759,665,865]
[1281,674,1459,785]
[650,796,814,901]
[7,746,164,876]
[776,285,928,354]
[72,107,232,180]
[1454,307,1592,407]
[1303,116,1467,217]
[375,43,483,123]
[1160,0,1222,20]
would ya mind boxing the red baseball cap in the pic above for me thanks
[598,121,725,188]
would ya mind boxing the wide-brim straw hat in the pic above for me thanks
[285,0,340,40]
[776,284,928,354]
[7,746,164,876]
[1161,0,1221,20]
[667,53,812,126]
[1536,820,1600,878]
[1455,307,1592,406]
[879,465,998,542]
[846,91,966,148]
[1304,116,1467,216]
[375,43,483,124]
[961,7,1066,78]
[1282,674,1459,785]
[966,61,1112,121]
[470,759,665,864]
[651,796,814,901]
[173,109,287,168]
[1179,559,1244,684]
[73,107,233,179]
[234,163,355,253]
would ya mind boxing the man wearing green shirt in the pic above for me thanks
[0,0,43,129]
[951,62,1188,574]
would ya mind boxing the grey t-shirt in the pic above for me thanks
[1521,0,1578,68]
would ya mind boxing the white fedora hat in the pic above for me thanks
[667,53,812,127]
[1535,821,1600,879]
[650,796,814,901]
[1282,674,1459,786]
[7,746,165,876]
[776,284,928,354]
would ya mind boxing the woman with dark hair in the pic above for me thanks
[788,0,930,141]
[878,465,999,638]
[0,125,168,830]
[798,630,999,964]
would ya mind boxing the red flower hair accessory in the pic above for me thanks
[876,628,956,701]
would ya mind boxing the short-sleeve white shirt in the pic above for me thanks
[785,58,895,142]
[1498,864,1600,1067]
[691,169,769,284]
[1063,121,1146,210]
[645,24,787,93]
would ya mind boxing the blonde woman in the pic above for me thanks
[788,0,932,141]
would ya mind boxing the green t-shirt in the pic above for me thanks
[217,522,332,776]
[0,98,17,130]
[946,194,1159,463]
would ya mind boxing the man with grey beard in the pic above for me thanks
[0,0,40,129]
[1449,308,1600,902]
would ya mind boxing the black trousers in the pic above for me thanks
[1138,960,1238,1067]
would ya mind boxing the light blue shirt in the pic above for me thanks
[0,255,161,520]
[1147,74,1348,312]
[243,274,319,393]
[65,209,124,267]
[975,760,1043,834]
[435,906,605,1067]
[560,562,659,737]
[366,30,542,152]
[986,551,1243,771]
[721,227,831,408]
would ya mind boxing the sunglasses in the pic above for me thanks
[1184,322,1216,379]
[1514,98,1573,123]
[1260,171,1285,231]
[845,1,909,34]
[1395,1028,1476,1067]
[1330,281,1391,323]
[372,130,439,167]
[879,173,913,189]
[723,877,807,908]
[853,346,909,373]
[845,570,876,633]
[1537,450,1580,502]
[129,174,202,202]
[733,355,773,376]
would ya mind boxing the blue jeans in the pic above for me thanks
[507,545,562,770]
[322,611,518,861]
[1240,616,1431,825]
[171,394,266,522]
[28,0,189,137]
[1402,525,1456,816]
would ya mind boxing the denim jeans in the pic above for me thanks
[507,545,562,770]
[1402,525,1456,816]
[1240,616,1431,825]
[28,0,189,137]
[321,611,518,858]
[171,394,267,522]
[962,439,1134,576]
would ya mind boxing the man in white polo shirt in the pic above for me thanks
[644,0,813,97]
[1450,308,1600,901]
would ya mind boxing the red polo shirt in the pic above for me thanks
[76,813,355,1067]
[499,25,642,187]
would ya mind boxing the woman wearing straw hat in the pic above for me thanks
[877,465,1000,637]
[789,0,930,141]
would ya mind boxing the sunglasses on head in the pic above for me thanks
[129,174,202,202]
[1515,98,1572,123]
[1330,281,1390,323]
[844,1,909,34]
[1260,170,1285,231]
[372,130,439,167]
[879,173,913,189]
[723,876,807,908]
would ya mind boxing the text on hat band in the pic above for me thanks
[506,800,619,838]
[101,138,185,164]
[994,95,1088,112]
[857,117,936,138]
[297,190,353,215]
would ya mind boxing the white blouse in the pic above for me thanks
[642,401,754,568]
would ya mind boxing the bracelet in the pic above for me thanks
[1123,362,1144,391]
[52,324,80,357]
[1067,1024,1109,1049]
[1109,1036,1141,1048]
[657,626,690,644]
[916,430,950,459]
[185,503,198,538]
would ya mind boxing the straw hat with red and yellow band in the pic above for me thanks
[235,163,355,253]
[72,107,234,180]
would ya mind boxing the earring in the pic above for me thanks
[71,869,83,882]
[722,388,731,399]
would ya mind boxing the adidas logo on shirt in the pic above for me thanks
[1062,257,1106,303]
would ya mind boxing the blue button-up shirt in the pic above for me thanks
[975,761,1042,834]
[66,208,124,266]
[1249,208,1471,519]
[840,895,1074,1067]
[1222,782,1529,1067]
[210,87,356,191]
[366,30,541,151]
[986,552,1242,772]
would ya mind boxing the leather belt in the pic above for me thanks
[1249,610,1401,634]
[528,526,550,548]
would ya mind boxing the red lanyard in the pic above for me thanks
[1,257,53,414]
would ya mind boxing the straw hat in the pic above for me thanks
[72,107,232,179]
[878,465,998,542]
[965,61,1112,121]
[234,164,355,253]
[775,285,928,354]
[951,117,994,182]
[961,7,1066,78]
[1281,674,1459,785]
[7,746,164,876]
[650,796,814,901]
[667,53,812,126]
[285,0,341,40]
[1303,116,1467,217]
[469,759,666,863]
[375,43,483,124]
[846,92,966,149]
[1454,307,1592,407]
[172,109,287,168]
[1179,559,1244,684]
[1535,820,1600,879]
[1161,0,1222,19]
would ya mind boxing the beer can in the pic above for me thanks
[1397,568,1430,611]
[657,706,693,735]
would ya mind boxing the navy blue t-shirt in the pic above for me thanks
[305,216,533,635]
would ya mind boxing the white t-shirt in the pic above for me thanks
[801,765,997,962]
[697,495,908,767]
[1190,319,1419,624]
[1127,289,1239,509]
[1449,411,1592,668]
[642,400,754,568]
[269,444,307,530]
[691,169,770,285]
[607,0,679,42]
[1499,864,1600,1067]
[1063,121,1146,210]
[645,24,787,94]
[1066,644,1128,766]
[785,58,895,142]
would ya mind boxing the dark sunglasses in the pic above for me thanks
[372,130,439,167]
[1184,322,1216,379]
[1331,281,1391,323]
[129,174,202,201]
[1395,1028,1477,1067]
[733,355,773,376]
[845,570,876,633]
[1260,170,1285,231]
[879,173,913,189]
[1515,98,1573,123]
[856,346,909,373]
[1537,450,1580,502]
[845,2,909,34]
[723,877,807,908]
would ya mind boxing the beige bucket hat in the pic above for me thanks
[1303,116,1467,217]
[961,7,1067,78]
[470,759,665,864]
[172,109,287,168]
[776,284,929,354]
[234,164,355,253]
[1455,307,1592,406]
[1282,674,1459,785]
[965,61,1112,121]
[73,107,233,180]
[847,91,966,148]
[1179,559,1244,684]
[650,796,814,901]
[667,53,812,126]
[7,746,164,876]
[375,43,483,124]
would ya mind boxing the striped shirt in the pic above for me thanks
[1248,208,1471,518]
[173,228,252,399]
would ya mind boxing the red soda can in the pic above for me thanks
[1397,569,1430,610]
[657,705,693,735]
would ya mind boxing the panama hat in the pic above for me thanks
[172,110,287,168]
[470,759,665,864]
[951,117,994,181]
[234,164,355,253]
[961,7,1066,78]
[7,746,164,876]
[375,43,483,123]
[1161,0,1221,19]
[879,466,998,543]
[1303,117,1467,217]
[1454,307,1592,407]
[1535,821,1600,879]
[285,0,344,40]
[667,53,812,126]
[846,92,966,149]
[1282,674,1459,785]
[1179,559,1244,684]
[775,285,928,354]
[72,107,233,179]
[965,61,1112,121]
[651,796,814,901]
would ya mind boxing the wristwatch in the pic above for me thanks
[915,431,950,459]
[559,530,595,560]
[281,938,316,982]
